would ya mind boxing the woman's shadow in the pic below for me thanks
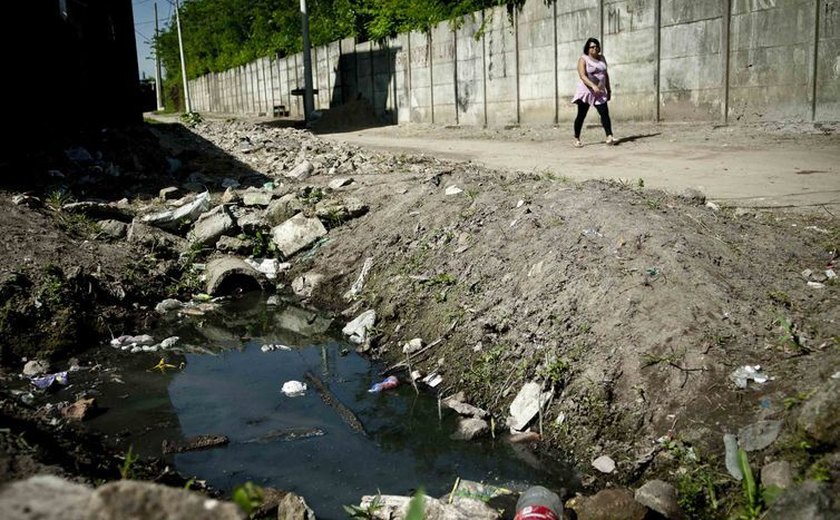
[611,132,661,146]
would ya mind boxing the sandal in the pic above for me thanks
[605,136,616,145]
[573,140,583,148]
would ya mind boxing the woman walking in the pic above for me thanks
[572,37,615,147]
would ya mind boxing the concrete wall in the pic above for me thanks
[190,0,840,124]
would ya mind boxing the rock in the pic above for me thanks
[97,219,128,238]
[127,221,188,253]
[724,433,743,480]
[442,394,488,418]
[358,494,499,520]
[402,338,424,355]
[765,480,840,519]
[314,197,369,224]
[0,476,243,520]
[86,480,243,519]
[60,397,97,421]
[266,194,304,226]
[142,191,211,229]
[738,420,783,451]
[451,417,489,441]
[592,455,616,474]
[216,235,250,255]
[508,381,553,431]
[797,378,840,445]
[22,360,50,376]
[761,461,794,490]
[188,205,235,246]
[679,188,706,205]
[241,188,273,207]
[155,298,183,314]
[0,475,91,520]
[205,256,262,296]
[252,487,289,518]
[160,186,181,200]
[292,272,324,298]
[634,480,684,519]
[445,185,464,196]
[566,488,648,520]
[328,177,353,189]
[285,160,315,180]
[277,492,316,520]
[342,309,376,344]
[270,213,327,258]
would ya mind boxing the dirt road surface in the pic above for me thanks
[321,122,840,210]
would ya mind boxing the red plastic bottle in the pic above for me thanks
[514,486,562,520]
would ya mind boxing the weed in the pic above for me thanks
[232,481,263,515]
[466,188,480,200]
[45,188,74,211]
[180,111,203,126]
[807,459,832,482]
[637,178,645,188]
[429,273,457,286]
[646,197,663,210]
[768,290,792,307]
[734,448,763,520]
[344,492,383,519]
[406,488,426,520]
[538,355,569,389]
[774,314,803,351]
[119,445,137,479]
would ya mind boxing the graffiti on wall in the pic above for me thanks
[825,0,839,38]
[607,0,648,35]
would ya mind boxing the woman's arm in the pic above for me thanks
[603,57,611,100]
[577,57,601,93]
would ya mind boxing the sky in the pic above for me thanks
[132,0,175,80]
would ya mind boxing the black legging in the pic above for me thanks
[574,101,612,139]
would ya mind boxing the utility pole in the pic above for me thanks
[154,2,164,111]
[299,0,315,121]
[175,0,192,113]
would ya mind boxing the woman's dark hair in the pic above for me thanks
[583,37,601,55]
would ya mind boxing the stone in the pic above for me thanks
[277,492,316,520]
[358,494,499,520]
[342,310,376,344]
[284,160,314,180]
[797,378,840,445]
[592,455,616,474]
[450,417,489,441]
[188,205,235,246]
[292,272,325,298]
[98,219,128,239]
[270,213,327,259]
[159,186,181,201]
[22,360,50,376]
[127,221,188,253]
[679,188,706,205]
[86,480,243,519]
[216,236,250,255]
[765,480,840,520]
[567,488,648,520]
[634,480,684,519]
[0,475,91,520]
[241,188,272,207]
[738,420,783,451]
[60,397,97,421]
[328,177,353,189]
[508,381,553,431]
[761,460,794,490]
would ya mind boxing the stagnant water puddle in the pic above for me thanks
[79,293,574,518]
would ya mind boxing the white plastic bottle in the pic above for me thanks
[514,486,562,520]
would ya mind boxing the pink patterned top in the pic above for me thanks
[572,55,609,106]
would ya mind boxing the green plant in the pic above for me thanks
[344,493,383,519]
[119,445,138,479]
[180,111,203,126]
[539,355,569,388]
[232,481,263,515]
[45,188,74,211]
[637,178,645,188]
[734,448,763,520]
[406,488,426,520]
[768,290,792,307]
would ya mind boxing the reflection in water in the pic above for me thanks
[90,293,575,519]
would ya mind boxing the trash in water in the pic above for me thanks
[730,365,770,389]
[421,373,443,388]
[31,371,69,390]
[282,380,307,397]
[368,375,399,393]
[261,343,292,353]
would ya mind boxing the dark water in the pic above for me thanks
[86,293,574,519]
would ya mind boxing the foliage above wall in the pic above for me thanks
[155,0,532,83]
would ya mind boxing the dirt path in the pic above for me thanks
[321,122,840,210]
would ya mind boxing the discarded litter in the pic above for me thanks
[31,371,69,390]
[581,228,603,238]
[261,344,292,352]
[368,375,399,393]
[282,380,307,397]
[730,365,771,389]
[422,373,443,388]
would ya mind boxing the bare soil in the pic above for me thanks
[1,114,839,517]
